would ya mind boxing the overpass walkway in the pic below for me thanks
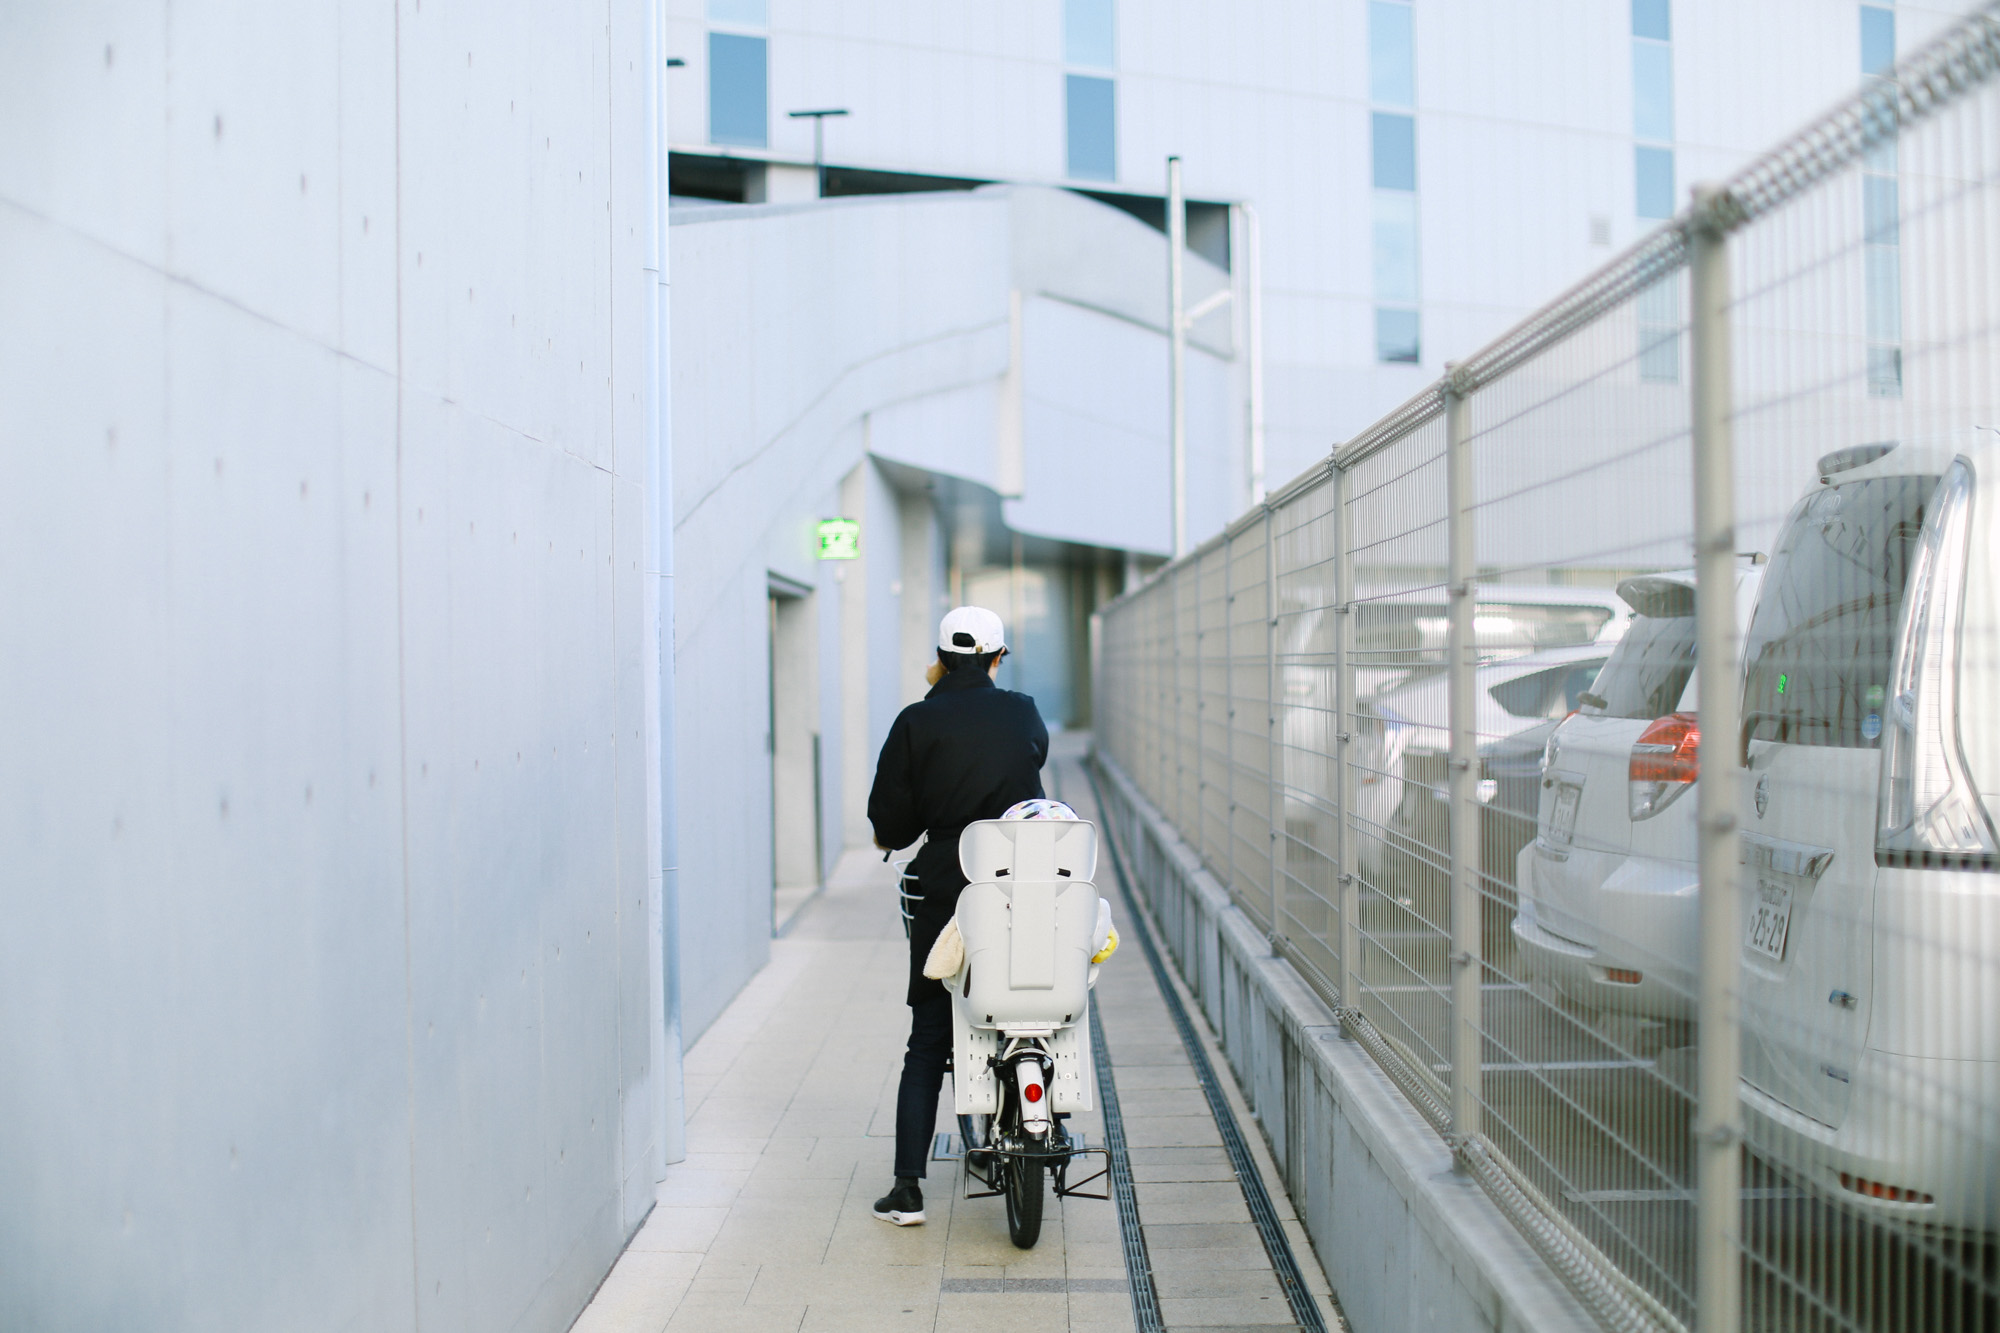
[570,737,1342,1333]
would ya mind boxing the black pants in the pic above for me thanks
[893,987,953,1179]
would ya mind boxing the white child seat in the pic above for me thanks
[949,818,1102,1116]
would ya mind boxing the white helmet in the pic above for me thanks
[1002,799,1079,821]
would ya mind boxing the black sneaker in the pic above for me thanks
[872,1179,925,1226]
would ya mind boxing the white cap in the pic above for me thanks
[938,605,1006,655]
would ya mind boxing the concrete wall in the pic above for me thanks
[1091,754,1601,1333]
[0,4,661,1330]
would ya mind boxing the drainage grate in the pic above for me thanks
[1091,998,1164,1333]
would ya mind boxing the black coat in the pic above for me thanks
[867,666,1048,1004]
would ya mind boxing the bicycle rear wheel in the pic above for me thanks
[1004,1149,1044,1248]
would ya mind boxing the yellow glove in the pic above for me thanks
[1091,926,1120,965]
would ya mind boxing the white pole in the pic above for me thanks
[1444,369,1480,1148]
[1168,156,1187,559]
[645,2,686,1169]
[1243,202,1266,506]
[1690,183,1743,1333]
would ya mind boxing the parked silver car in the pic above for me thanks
[1735,438,2000,1231]
[1512,564,1763,1026]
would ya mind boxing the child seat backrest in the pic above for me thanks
[955,880,1097,1028]
[958,819,1098,885]
[954,820,1100,1030]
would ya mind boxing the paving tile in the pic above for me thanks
[566,1251,691,1333]
[933,1291,1069,1331]
[1065,1290,1140,1332]
[1138,1221,1267,1250]
[626,1206,728,1253]
[1131,1159,1237,1183]
[1120,1115,1224,1148]
[748,1262,941,1304]
[1136,1181,1253,1212]
[797,1304,937,1333]
[1106,1065,1200,1090]
[663,1301,804,1332]
[1155,1267,1288,1299]
[1159,1293,1300,1325]
[1115,1088,1212,1118]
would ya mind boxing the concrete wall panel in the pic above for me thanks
[0,3,659,1330]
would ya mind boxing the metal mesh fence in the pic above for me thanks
[1094,7,2000,1329]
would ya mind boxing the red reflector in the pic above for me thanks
[1023,1082,1043,1103]
[1838,1172,1934,1204]
[1630,712,1700,784]
[1605,968,1643,985]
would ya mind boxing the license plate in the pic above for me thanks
[1746,875,1794,961]
[1545,783,1581,846]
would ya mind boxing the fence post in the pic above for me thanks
[1444,370,1481,1147]
[1333,464,1358,1012]
[1690,183,1744,1333]
[1224,533,1237,900]
[1265,507,1285,941]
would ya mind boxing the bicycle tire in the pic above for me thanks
[1004,1148,1044,1248]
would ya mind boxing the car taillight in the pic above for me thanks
[1877,461,1998,868]
[1629,712,1699,820]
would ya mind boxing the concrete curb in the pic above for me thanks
[1092,752,1600,1333]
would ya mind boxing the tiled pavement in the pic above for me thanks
[570,741,1343,1332]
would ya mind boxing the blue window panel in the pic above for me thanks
[1065,0,1115,69]
[1369,1,1415,109]
[1636,276,1678,326]
[708,0,766,24]
[1632,41,1674,142]
[1372,113,1416,191]
[1373,191,1419,305]
[1865,244,1902,344]
[1632,0,1670,41]
[1376,307,1421,364]
[1635,145,1675,219]
[1862,131,1898,176]
[1638,326,1681,382]
[1866,345,1902,397]
[1066,75,1117,181]
[1864,175,1899,245]
[1861,6,1896,76]
[709,32,767,147]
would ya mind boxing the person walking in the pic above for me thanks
[866,606,1048,1225]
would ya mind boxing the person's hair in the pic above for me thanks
[926,646,1004,686]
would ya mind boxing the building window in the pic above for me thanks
[1862,4,1900,396]
[1370,113,1416,191]
[1065,0,1114,69]
[1632,0,1674,221]
[1634,146,1674,220]
[1066,75,1116,181]
[1373,193,1419,306]
[1636,279,1681,382]
[1370,1,1418,364]
[1376,308,1421,364]
[1369,1,1415,108]
[709,31,767,148]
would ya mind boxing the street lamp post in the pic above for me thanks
[786,108,849,196]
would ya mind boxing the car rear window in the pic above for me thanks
[1489,660,1607,719]
[1742,474,1935,749]
[1583,613,1697,720]
[1355,601,1613,666]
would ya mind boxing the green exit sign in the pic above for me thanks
[817,518,861,560]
